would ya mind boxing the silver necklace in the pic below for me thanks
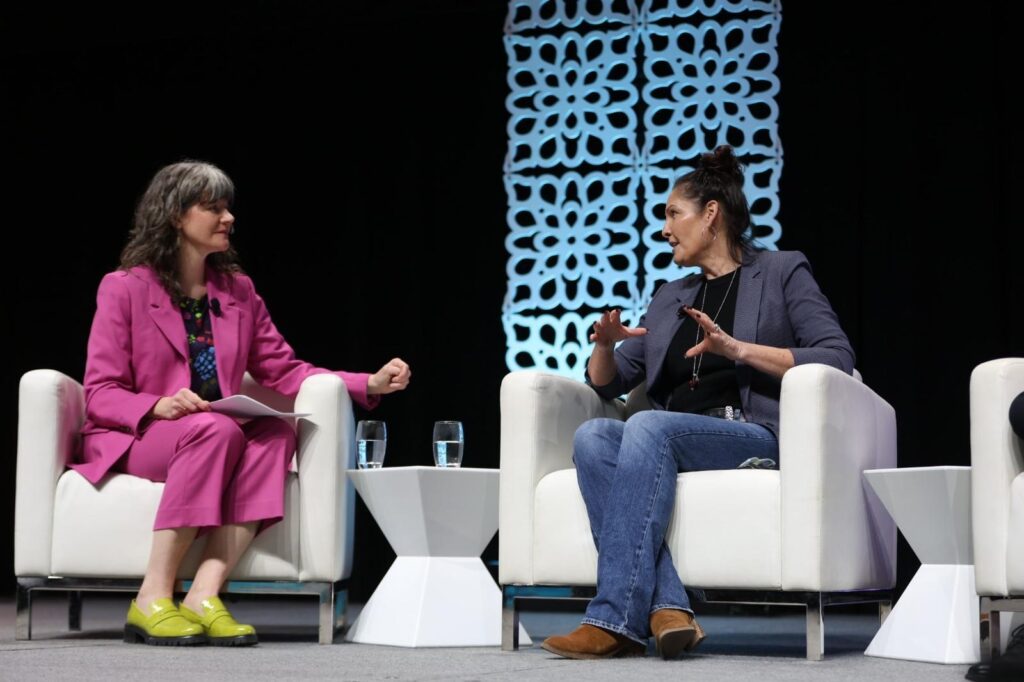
[689,267,739,391]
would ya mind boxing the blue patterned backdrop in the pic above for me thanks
[504,0,782,376]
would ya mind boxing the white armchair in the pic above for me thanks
[15,369,356,644]
[499,364,897,660]
[971,358,1024,659]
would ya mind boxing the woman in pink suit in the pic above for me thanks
[74,161,411,646]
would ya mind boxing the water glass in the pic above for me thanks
[432,421,464,468]
[356,420,387,469]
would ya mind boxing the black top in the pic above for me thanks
[179,295,223,401]
[661,268,742,414]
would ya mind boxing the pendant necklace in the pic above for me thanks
[689,267,739,391]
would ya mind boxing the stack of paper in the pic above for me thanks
[208,394,311,419]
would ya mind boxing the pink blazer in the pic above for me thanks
[73,265,377,484]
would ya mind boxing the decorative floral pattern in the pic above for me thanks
[503,309,642,375]
[504,0,635,32]
[506,29,639,170]
[643,0,780,22]
[641,15,781,161]
[180,296,222,401]
[505,170,640,313]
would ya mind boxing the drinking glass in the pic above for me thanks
[356,420,387,469]
[432,421,464,468]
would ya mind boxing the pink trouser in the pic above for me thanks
[115,412,296,533]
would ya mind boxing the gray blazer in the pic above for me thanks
[587,249,855,437]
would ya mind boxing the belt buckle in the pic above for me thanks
[702,406,744,421]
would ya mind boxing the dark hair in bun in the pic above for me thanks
[673,145,754,262]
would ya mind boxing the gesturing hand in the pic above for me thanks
[151,388,211,420]
[681,306,744,361]
[368,357,412,395]
[590,309,647,349]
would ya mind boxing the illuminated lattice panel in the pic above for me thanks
[504,0,782,378]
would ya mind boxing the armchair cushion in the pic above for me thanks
[533,470,597,585]
[667,470,781,589]
[532,469,781,589]
[50,470,300,579]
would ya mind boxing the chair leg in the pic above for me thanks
[16,582,32,640]
[317,583,336,645]
[501,587,519,652]
[334,585,348,630]
[878,599,891,626]
[68,591,83,631]
[980,598,1000,662]
[805,593,824,661]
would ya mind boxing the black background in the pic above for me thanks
[2,0,1021,606]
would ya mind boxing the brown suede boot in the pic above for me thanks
[541,624,646,660]
[650,609,706,659]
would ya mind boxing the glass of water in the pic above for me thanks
[432,421,464,468]
[356,420,387,469]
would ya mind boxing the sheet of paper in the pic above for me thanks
[208,394,311,419]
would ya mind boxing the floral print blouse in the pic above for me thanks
[179,296,222,401]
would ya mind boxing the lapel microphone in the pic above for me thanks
[210,298,222,317]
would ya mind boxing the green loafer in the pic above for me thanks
[180,596,258,646]
[124,598,207,646]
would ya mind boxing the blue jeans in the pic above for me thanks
[574,411,779,643]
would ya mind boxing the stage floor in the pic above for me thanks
[1,593,974,681]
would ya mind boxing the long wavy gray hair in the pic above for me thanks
[120,160,242,303]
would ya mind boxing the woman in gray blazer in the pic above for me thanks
[542,145,855,661]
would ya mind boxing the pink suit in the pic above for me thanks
[74,265,377,530]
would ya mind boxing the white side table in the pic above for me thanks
[863,465,979,664]
[345,466,531,647]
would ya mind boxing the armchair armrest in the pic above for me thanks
[779,364,897,591]
[498,371,623,584]
[15,370,85,577]
[293,373,356,582]
[971,358,1024,596]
